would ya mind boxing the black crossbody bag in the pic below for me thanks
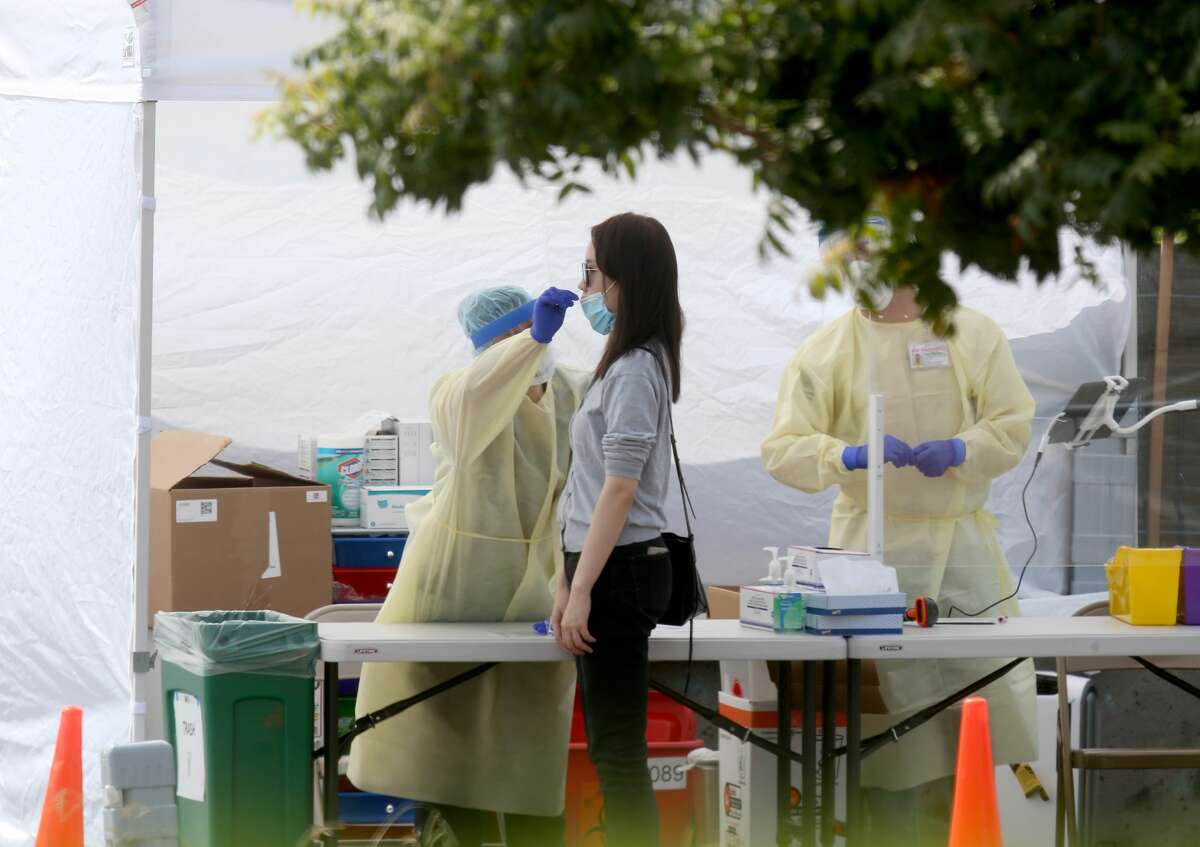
[641,348,708,627]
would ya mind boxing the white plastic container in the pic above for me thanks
[298,434,365,526]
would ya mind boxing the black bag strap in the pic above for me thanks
[637,346,696,538]
[636,346,704,691]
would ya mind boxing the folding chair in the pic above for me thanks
[1055,601,1200,846]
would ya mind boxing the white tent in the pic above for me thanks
[0,2,1133,842]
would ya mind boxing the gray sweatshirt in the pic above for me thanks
[560,347,673,552]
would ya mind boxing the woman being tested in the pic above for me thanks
[554,212,684,847]
[349,284,586,846]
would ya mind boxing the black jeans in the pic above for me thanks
[565,539,672,847]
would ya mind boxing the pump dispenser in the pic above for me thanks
[763,546,783,583]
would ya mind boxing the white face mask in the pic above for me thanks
[863,282,894,312]
[532,345,557,387]
[848,259,894,312]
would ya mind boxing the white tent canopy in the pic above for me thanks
[0,3,1132,843]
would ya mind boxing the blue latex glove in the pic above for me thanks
[842,435,913,471]
[912,439,967,478]
[530,287,580,343]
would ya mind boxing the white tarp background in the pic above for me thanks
[0,94,140,845]
[153,101,1130,591]
[0,1,141,102]
[140,0,338,100]
[0,0,1131,842]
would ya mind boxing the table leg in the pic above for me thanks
[323,661,340,847]
[821,661,836,847]
[845,658,862,847]
[776,661,793,847]
[802,662,817,847]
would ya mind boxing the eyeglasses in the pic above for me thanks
[581,261,599,286]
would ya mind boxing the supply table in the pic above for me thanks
[317,618,846,847]
[843,616,1200,846]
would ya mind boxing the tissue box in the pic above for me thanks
[360,486,431,530]
[802,589,906,635]
[740,586,807,631]
[806,610,904,635]
[802,591,907,612]
[787,546,872,584]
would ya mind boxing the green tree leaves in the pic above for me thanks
[265,0,1200,325]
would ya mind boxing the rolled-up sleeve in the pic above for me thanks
[600,373,661,480]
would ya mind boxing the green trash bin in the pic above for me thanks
[156,610,320,847]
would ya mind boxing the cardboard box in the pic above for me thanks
[396,421,436,485]
[360,486,431,530]
[707,586,740,621]
[418,422,436,484]
[707,587,887,712]
[767,660,888,715]
[786,546,872,585]
[803,592,907,635]
[718,691,845,847]
[739,585,806,631]
[364,435,400,486]
[805,610,904,635]
[297,434,365,525]
[151,431,334,625]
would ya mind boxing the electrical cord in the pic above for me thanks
[947,450,1043,618]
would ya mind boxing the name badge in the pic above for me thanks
[908,341,950,370]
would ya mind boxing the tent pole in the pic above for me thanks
[131,99,157,742]
[1123,245,1139,548]
[1147,233,1174,547]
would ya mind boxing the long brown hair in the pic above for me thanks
[591,213,684,402]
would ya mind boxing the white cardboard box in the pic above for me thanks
[297,434,365,526]
[360,486,431,530]
[739,585,807,631]
[397,421,436,485]
[718,692,845,847]
[418,422,436,483]
[720,660,779,701]
[364,435,400,486]
[718,685,1083,847]
[786,546,871,584]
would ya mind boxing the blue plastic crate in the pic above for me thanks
[339,792,417,825]
[333,536,407,568]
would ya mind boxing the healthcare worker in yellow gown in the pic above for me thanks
[762,239,1038,844]
[349,285,590,847]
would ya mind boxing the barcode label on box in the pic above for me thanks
[306,490,328,503]
[176,499,218,524]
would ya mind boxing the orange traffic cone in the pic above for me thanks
[947,697,1002,847]
[35,706,84,847]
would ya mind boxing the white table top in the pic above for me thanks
[319,618,846,663]
[848,616,1200,660]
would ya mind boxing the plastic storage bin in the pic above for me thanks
[333,678,416,827]
[564,690,701,847]
[338,792,417,825]
[332,536,406,568]
[1181,548,1200,625]
[332,566,396,602]
[156,611,319,847]
[1105,547,1183,625]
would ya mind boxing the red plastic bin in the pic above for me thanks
[332,566,397,602]
[565,690,702,847]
